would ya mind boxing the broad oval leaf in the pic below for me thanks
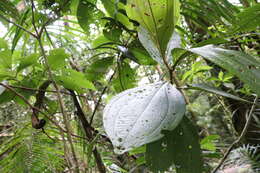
[103,82,186,154]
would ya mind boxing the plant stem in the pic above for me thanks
[30,0,79,171]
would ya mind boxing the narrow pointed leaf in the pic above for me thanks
[190,83,251,103]
[189,45,260,96]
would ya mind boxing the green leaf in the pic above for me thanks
[146,116,203,173]
[103,22,122,42]
[195,38,229,47]
[190,83,251,103]
[77,0,104,34]
[0,90,15,104]
[189,45,260,96]
[17,53,39,73]
[232,4,260,32]
[47,48,69,70]
[128,47,157,65]
[0,50,12,70]
[11,9,30,52]
[200,135,220,151]
[112,62,136,92]
[0,0,20,20]
[0,38,8,50]
[85,57,114,81]
[55,69,96,92]
[126,0,180,54]
[101,0,133,30]
[92,35,111,48]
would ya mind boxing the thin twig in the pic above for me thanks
[211,95,258,173]
[0,83,63,130]
[30,0,79,171]
[0,14,37,38]
[90,71,116,125]
[7,84,85,97]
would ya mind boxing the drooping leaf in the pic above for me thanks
[146,116,203,173]
[189,45,260,96]
[190,83,251,103]
[85,56,114,81]
[47,48,69,70]
[103,82,186,154]
[77,0,104,34]
[55,69,96,92]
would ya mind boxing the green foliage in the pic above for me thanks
[77,0,104,34]
[55,69,96,92]
[189,45,260,96]
[101,0,133,30]
[0,126,65,173]
[191,83,251,103]
[232,4,260,32]
[200,135,220,151]
[0,0,20,20]
[126,0,180,53]
[85,56,114,81]
[146,116,203,173]
[17,53,40,73]
[0,0,260,172]
[47,48,69,70]
[112,61,136,92]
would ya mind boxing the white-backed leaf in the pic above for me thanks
[138,27,163,65]
[103,82,186,154]
[0,80,8,96]
[166,32,181,64]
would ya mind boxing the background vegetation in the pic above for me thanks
[0,0,259,172]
